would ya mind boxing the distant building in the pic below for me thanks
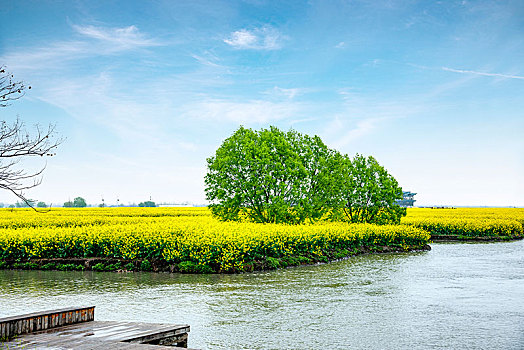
[396,191,416,207]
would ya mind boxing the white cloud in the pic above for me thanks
[1,24,161,72]
[319,90,427,150]
[331,117,384,148]
[191,54,223,68]
[264,86,303,99]
[224,26,285,50]
[1,41,90,71]
[182,99,299,124]
[442,67,524,80]
[72,24,162,49]
[36,72,167,145]
[335,42,346,48]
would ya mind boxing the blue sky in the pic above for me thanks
[0,0,523,206]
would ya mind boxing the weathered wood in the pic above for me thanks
[1,320,196,349]
[0,306,95,340]
[3,334,197,349]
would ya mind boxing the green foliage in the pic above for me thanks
[37,201,47,208]
[41,262,57,270]
[334,154,406,225]
[140,259,152,271]
[178,261,213,273]
[104,262,122,271]
[73,197,87,208]
[265,256,281,269]
[92,263,106,271]
[16,200,35,208]
[205,126,342,224]
[57,263,84,271]
[12,262,38,269]
[124,262,135,271]
[138,201,156,207]
[64,197,87,208]
[91,262,121,271]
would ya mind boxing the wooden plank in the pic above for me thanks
[0,306,95,340]
[3,334,198,349]
[0,306,95,322]
[1,310,197,349]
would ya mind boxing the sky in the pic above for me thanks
[0,0,523,207]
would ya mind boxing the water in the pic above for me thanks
[1,240,523,349]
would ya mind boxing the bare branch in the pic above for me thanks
[0,66,31,107]
[0,66,62,211]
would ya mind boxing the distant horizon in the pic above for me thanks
[1,1,523,207]
[1,201,521,209]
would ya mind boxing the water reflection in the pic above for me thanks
[1,241,523,349]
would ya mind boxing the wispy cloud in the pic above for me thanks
[1,41,90,71]
[182,98,299,124]
[442,67,524,80]
[1,24,162,72]
[72,24,162,48]
[319,89,427,150]
[331,117,385,149]
[37,72,163,143]
[263,86,303,100]
[224,26,285,50]
[190,52,225,68]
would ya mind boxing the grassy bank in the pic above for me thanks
[0,208,429,273]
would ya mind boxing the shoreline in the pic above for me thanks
[430,235,523,242]
[0,243,431,274]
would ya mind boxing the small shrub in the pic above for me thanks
[140,260,152,271]
[124,262,135,271]
[58,263,84,271]
[178,261,214,274]
[42,263,57,270]
[178,261,197,273]
[12,262,38,270]
[0,261,7,269]
[297,256,312,264]
[265,257,281,270]
[105,262,122,271]
[92,263,106,271]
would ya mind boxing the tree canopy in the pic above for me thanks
[139,201,156,207]
[335,154,405,224]
[205,126,407,225]
[64,197,86,208]
[205,126,341,224]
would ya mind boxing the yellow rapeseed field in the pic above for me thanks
[0,207,429,273]
[402,208,524,239]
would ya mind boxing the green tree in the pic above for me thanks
[16,199,35,208]
[63,201,73,208]
[138,201,156,207]
[337,154,406,224]
[73,197,87,208]
[36,201,47,208]
[205,126,342,224]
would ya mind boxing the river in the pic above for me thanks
[1,240,523,349]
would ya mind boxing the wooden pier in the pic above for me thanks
[0,306,196,349]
